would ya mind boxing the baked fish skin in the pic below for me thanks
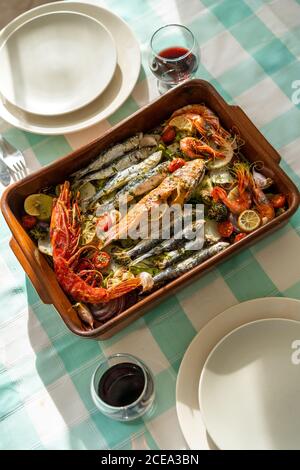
[95,162,169,216]
[127,238,161,259]
[79,147,154,183]
[115,162,169,206]
[112,214,177,265]
[151,241,230,287]
[155,234,207,269]
[89,151,162,207]
[72,134,141,179]
[103,159,206,247]
[131,219,204,265]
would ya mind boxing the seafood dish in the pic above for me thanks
[21,103,288,331]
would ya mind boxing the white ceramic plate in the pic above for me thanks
[199,318,300,450]
[176,297,300,450]
[0,2,141,134]
[0,11,116,116]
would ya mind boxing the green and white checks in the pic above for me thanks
[1,0,300,450]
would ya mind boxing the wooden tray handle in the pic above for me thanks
[230,106,281,164]
[10,237,52,304]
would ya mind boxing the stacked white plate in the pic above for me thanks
[0,2,141,134]
[176,297,300,450]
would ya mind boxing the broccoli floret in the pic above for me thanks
[207,202,228,222]
[29,224,49,241]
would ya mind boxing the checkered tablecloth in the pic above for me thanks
[1,0,300,450]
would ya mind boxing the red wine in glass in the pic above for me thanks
[91,353,155,421]
[149,25,200,93]
[151,46,198,86]
[98,362,145,407]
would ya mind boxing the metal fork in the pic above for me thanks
[10,161,28,181]
[0,135,29,182]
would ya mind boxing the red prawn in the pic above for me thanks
[50,182,141,303]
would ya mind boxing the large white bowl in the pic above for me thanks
[199,318,300,450]
[0,2,141,134]
[0,11,117,116]
[176,297,300,450]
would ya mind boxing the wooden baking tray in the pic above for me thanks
[1,80,299,339]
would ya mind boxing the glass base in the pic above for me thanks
[157,80,174,95]
[156,76,195,95]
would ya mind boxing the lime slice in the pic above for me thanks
[24,194,53,221]
[169,115,194,133]
[238,209,261,232]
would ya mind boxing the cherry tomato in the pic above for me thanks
[97,213,112,232]
[218,220,234,238]
[168,158,186,173]
[22,215,37,230]
[161,126,176,144]
[234,232,247,243]
[92,251,111,269]
[270,194,286,209]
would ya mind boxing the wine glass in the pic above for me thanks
[148,24,200,94]
[91,353,155,421]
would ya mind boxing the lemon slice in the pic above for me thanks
[169,115,194,133]
[24,194,53,221]
[238,210,261,232]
